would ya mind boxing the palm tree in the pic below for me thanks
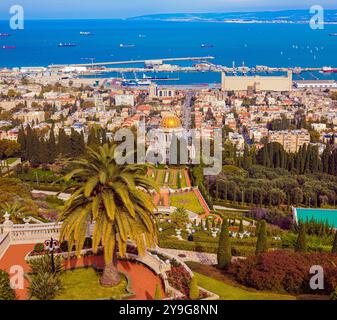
[59,143,159,286]
[0,201,30,224]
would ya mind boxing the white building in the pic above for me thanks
[114,94,135,107]
[294,80,337,89]
[311,123,327,132]
[147,114,195,164]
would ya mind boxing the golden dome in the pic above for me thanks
[160,115,182,129]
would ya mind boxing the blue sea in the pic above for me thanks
[1,19,337,84]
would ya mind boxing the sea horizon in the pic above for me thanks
[1,16,337,83]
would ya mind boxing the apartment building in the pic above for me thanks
[268,129,310,153]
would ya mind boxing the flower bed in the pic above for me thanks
[230,250,337,295]
[151,251,217,300]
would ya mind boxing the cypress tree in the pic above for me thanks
[239,218,244,233]
[25,125,34,161]
[48,124,57,162]
[243,143,250,170]
[255,220,260,237]
[0,270,16,300]
[324,220,330,236]
[87,127,99,148]
[205,218,210,230]
[57,129,71,156]
[17,126,26,160]
[295,222,307,253]
[189,277,199,300]
[217,220,232,269]
[332,232,337,254]
[255,219,268,255]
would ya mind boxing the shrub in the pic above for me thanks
[255,220,268,255]
[230,250,337,295]
[28,254,63,275]
[239,219,244,233]
[166,264,191,297]
[295,223,307,253]
[217,220,232,269]
[34,243,45,253]
[189,277,199,300]
[159,238,218,253]
[28,272,62,300]
[0,269,16,300]
[330,287,337,300]
[332,232,337,254]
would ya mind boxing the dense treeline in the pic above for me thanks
[228,141,337,177]
[255,142,337,176]
[208,165,337,209]
[17,125,108,165]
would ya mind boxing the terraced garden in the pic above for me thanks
[169,191,204,214]
[149,168,188,189]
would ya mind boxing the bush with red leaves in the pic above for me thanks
[230,250,337,295]
[166,264,192,297]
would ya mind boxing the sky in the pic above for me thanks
[0,0,336,19]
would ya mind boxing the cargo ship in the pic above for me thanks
[2,46,16,49]
[321,66,337,73]
[0,33,11,37]
[119,44,135,48]
[80,31,92,36]
[201,44,215,48]
[329,33,337,37]
[58,43,77,47]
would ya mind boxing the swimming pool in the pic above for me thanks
[293,208,337,228]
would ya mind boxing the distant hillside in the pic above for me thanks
[129,10,337,23]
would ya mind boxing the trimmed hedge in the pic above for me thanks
[159,238,278,257]
[230,250,337,295]
[159,238,218,254]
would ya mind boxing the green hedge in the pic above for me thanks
[159,239,218,254]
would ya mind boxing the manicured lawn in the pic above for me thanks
[156,170,165,185]
[169,169,176,186]
[176,170,187,188]
[55,268,130,300]
[150,169,188,189]
[170,192,204,214]
[194,272,295,300]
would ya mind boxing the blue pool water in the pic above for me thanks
[295,208,337,228]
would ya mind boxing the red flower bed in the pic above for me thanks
[166,264,192,297]
[230,250,337,295]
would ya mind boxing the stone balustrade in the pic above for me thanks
[0,233,10,260]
